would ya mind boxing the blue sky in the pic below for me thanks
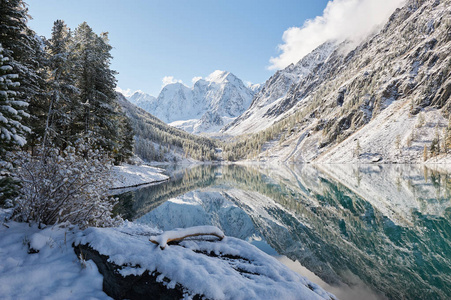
[27,0,330,96]
[27,0,403,97]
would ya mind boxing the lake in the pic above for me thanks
[116,163,451,300]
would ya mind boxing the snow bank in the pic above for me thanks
[0,209,336,299]
[76,222,336,300]
[111,164,169,189]
[0,220,109,300]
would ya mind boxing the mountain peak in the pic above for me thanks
[206,70,236,83]
[130,90,146,97]
[128,70,257,133]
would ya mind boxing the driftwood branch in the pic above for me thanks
[149,226,225,250]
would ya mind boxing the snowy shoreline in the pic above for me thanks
[111,164,170,189]
[0,216,336,300]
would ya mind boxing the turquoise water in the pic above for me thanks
[116,164,451,300]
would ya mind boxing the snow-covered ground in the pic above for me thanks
[0,210,109,300]
[112,164,169,189]
[77,222,335,300]
[0,209,336,300]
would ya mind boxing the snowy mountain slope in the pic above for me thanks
[126,71,256,134]
[116,92,219,162]
[224,0,451,163]
[128,90,157,112]
[223,41,337,135]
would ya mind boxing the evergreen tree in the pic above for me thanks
[44,19,77,148]
[112,108,134,164]
[0,0,41,204]
[0,44,30,204]
[72,23,121,154]
[0,0,45,150]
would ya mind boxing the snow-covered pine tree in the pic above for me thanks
[0,44,30,205]
[71,23,121,153]
[0,0,45,150]
[44,20,78,148]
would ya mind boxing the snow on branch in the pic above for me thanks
[149,226,225,250]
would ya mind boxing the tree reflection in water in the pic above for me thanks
[116,164,451,300]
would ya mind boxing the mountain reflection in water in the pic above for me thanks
[116,164,451,300]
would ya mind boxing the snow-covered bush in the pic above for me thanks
[12,144,121,228]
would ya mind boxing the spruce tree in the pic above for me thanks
[0,44,30,204]
[44,19,77,148]
[0,0,45,150]
[72,23,120,153]
[114,112,134,163]
[0,0,40,204]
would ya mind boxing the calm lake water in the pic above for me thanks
[116,164,451,300]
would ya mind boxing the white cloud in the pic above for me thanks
[162,76,183,88]
[269,0,406,70]
[115,87,135,97]
[192,76,203,84]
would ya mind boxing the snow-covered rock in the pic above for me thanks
[76,222,337,300]
[0,213,336,299]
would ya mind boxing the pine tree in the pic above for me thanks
[0,44,30,204]
[395,134,401,153]
[354,139,361,158]
[113,110,134,164]
[21,28,48,150]
[44,20,77,148]
[72,23,120,153]
[0,0,45,150]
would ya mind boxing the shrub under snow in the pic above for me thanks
[13,144,121,228]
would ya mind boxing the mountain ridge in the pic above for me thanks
[223,0,451,164]
[123,70,257,134]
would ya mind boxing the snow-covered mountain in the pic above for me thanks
[223,41,337,135]
[116,92,219,163]
[126,70,257,134]
[223,0,451,164]
[128,91,157,113]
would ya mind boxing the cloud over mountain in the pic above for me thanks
[269,0,406,70]
[162,76,184,88]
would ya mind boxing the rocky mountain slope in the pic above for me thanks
[223,0,451,164]
[223,41,337,135]
[127,70,256,134]
[116,92,219,162]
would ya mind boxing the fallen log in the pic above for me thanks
[149,226,225,250]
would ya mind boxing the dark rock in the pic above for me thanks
[27,242,39,254]
[74,243,202,300]
[336,91,345,107]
